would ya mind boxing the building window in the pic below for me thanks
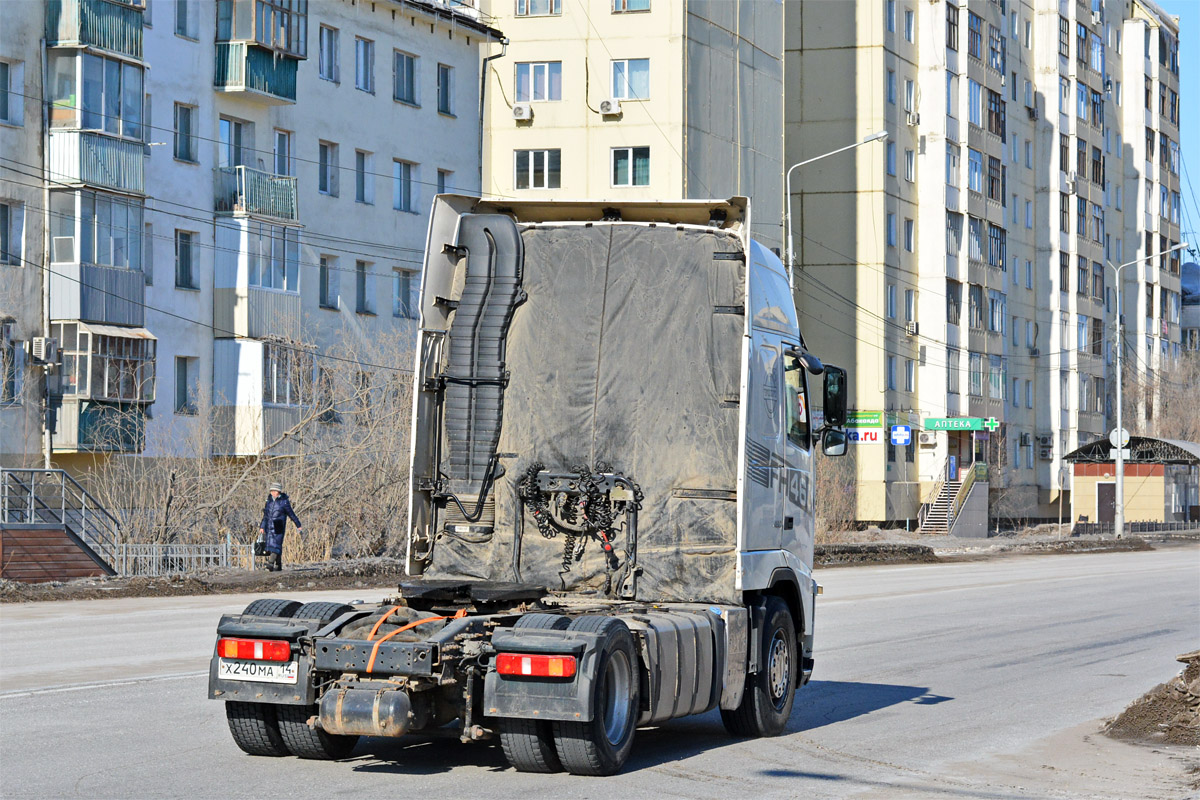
[53,53,145,139]
[393,269,418,318]
[903,218,914,252]
[318,141,338,196]
[515,149,561,189]
[886,0,895,33]
[612,147,650,187]
[986,89,1005,137]
[904,9,914,41]
[393,51,418,105]
[355,150,373,204]
[0,201,22,265]
[886,284,896,318]
[1024,200,1032,229]
[613,0,650,9]
[611,58,650,100]
[247,223,299,292]
[319,26,339,82]
[0,60,24,125]
[1059,252,1069,292]
[946,280,962,325]
[946,4,958,50]
[905,148,915,182]
[437,64,454,114]
[273,129,292,176]
[886,141,896,176]
[1077,256,1089,296]
[218,116,250,169]
[173,103,196,162]
[887,70,896,104]
[945,213,962,256]
[967,79,982,125]
[968,284,983,329]
[967,11,982,58]
[886,355,897,390]
[988,23,1005,71]
[986,156,1001,201]
[174,356,197,414]
[969,352,983,396]
[175,0,197,38]
[516,61,562,102]
[904,79,914,112]
[905,358,915,392]
[947,347,960,395]
[58,191,144,271]
[262,342,312,407]
[945,143,959,187]
[319,255,338,309]
[437,169,451,194]
[175,230,197,289]
[517,0,561,16]
[393,159,416,212]
[904,288,915,321]
[886,213,897,247]
[355,37,375,93]
[355,261,373,314]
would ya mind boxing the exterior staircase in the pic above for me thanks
[919,479,962,535]
[0,469,120,581]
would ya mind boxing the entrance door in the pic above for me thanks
[1097,482,1116,523]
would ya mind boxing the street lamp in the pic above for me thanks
[1106,240,1189,539]
[784,129,889,286]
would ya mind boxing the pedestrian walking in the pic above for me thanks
[259,482,302,572]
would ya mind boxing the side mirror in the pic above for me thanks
[823,365,847,428]
[822,428,847,457]
[785,348,825,375]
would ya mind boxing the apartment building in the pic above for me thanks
[788,0,1183,526]
[480,0,786,250]
[0,0,502,469]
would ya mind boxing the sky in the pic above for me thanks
[1154,0,1199,261]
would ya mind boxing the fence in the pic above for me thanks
[113,541,257,576]
[1072,521,1200,537]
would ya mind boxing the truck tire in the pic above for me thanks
[720,596,797,738]
[291,602,356,625]
[498,613,571,773]
[225,701,289,757]
[275,704,359,760]
[241,598,302,617]
[552,616,640,776]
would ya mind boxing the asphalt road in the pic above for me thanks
[1,546,1197,799]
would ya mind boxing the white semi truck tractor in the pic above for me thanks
[208,197,849,775]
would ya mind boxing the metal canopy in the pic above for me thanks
[1064,436,1200,465]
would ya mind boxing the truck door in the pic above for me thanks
[780,348,815,559]
[743,335,783,552]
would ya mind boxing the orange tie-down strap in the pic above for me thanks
[366,608,468,674]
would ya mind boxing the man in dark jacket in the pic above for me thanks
[259,482,302,572]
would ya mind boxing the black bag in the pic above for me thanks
[253,534,267,557]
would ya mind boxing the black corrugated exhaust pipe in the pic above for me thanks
[318,688,413,737]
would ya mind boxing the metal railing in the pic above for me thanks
[948,462,988,530]
[114,541,256,576]
[214,42,298,102]
[917,459,951,530]
[1,468,121,568]
[1072,520,1200,537]
[214,165,299,221]
[46,0,143,59]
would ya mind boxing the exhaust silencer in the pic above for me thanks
[318,688,413,737]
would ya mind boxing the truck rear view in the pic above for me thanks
[209,197,849,775]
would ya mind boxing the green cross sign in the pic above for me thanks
[983,417,1000,432]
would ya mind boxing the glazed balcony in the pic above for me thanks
[214,42,297,104]
[46,0,143,60]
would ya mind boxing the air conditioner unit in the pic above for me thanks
[906,112,920,127]
[1091,9,1101,25]
[1036,434,1054,447]
[905,321,919,336]
[30,336,58,365]
[1026,104,1039,120]
[1066,174,1078,194]
[918,431,937,446]
[511,103,533,121]
[1029,346,1040,357]
[599,98,622,116]
[1038,447,1054,460]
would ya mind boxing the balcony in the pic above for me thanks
[48,131,145,195]
[214,43,297,104]
[213,286,301,341]
[52,399,148,453]
[214,166,298,222]
[46,0,143,60]
[49,264,145,327]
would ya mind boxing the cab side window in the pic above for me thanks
[783,353,810,450]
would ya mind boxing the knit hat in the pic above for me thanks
[268,482,283,493]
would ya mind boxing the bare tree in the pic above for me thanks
[814,450,858,543]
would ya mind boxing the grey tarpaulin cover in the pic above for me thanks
[428,223,746,604]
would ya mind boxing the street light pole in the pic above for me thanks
[1106,240,1189,539]
[784,130,888,286]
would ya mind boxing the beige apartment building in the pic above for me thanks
[788,0,1183,528]
[480,0,786,250]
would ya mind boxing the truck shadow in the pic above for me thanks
[347,680,948,775]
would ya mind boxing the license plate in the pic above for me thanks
[218,658,299,684]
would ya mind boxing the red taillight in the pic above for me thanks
[495,653,577,678]
[217,638,291,662]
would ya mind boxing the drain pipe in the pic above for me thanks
[477,37,509,195]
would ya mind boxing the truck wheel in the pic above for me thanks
[720,596,797,738]
[275,704,359,760]
[225,701,289,757]
[291,602,356,625]
[498,613,570,773]
[242,598,302,617]
[552,616,640,776]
